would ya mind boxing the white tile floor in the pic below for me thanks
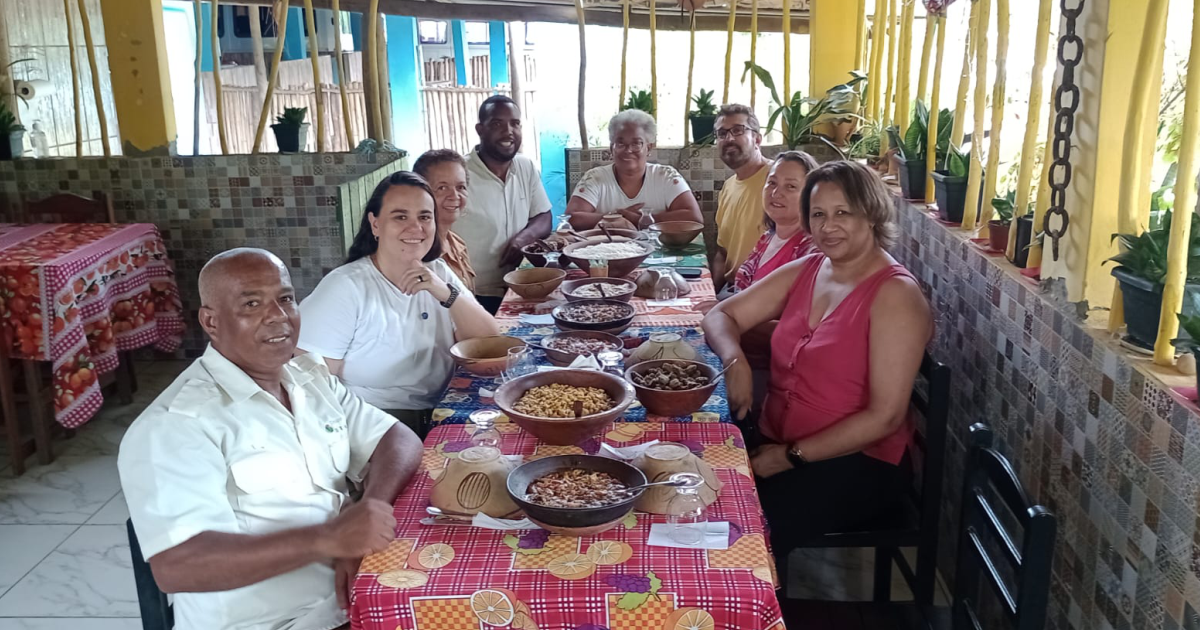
[0,360,946,629]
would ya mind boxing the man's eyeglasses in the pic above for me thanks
[715,125,758,140]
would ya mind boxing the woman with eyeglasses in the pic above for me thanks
[565,109,703,230]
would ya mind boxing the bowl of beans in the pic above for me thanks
[552,299,636,334]
[539,331,625,366]
[624,359,719,418]
[495,369,634,445]
[561,277,638,303]
[507,455,646,535]
[561,238,655,278]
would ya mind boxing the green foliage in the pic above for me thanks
[622,89,655,117]
[824,71,868,118]
[848,118,883,159]
[275,107,307,127]
[689,88,717,118]
[944,143,969,178]
[1173,313,1200,350]
[991,190,1016,225]
[1106,210,1200,285]
[741,61,831,150]
[887,100,953,163]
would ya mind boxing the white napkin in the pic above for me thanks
[600,439,661,460]
[568,354,603,370]
[472,513,541,530]
[647,522,730,549]
[646,298,692,308]
[519,313,555,325]
[646,256,679,264]
[479,387,496,398]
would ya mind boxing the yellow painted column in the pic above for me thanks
[809,0,862,96]
[98,0,177,155]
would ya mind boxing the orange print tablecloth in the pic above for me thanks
[0,223,183,427]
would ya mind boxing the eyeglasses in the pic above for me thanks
[715,125,758,140]
[613,139,647,153]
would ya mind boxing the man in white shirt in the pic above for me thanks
[456,95,553,313]
[119,248,423,630]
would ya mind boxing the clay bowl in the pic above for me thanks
[507,454,646,534]
[578,227,640,241]
[552,299,636,334]
[649,220,705,248]
[494,369,635,445]
[558,236,633,271]
[520,243,549,267]
[449,335,527,377]
[504,267,567,300]
[539,331,625,366]
[561,277,638,303]
[624,359,720,417]
[561,238,654,278]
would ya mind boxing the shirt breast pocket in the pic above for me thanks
[229,452,314,532]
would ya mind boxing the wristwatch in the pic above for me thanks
[785,443,809,469]
[439,284,460,309]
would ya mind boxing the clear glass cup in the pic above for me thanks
[503,346,536,382]
[654,273,679,301]
[597,350,624,377]
[638,206,655,230]
[468,409,502,450]
[545,251,562,269]
[666,473,707,546]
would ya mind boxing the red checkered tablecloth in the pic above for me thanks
[350,422,786,630]
[0,223,184,428]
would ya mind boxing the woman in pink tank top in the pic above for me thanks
[702,160,932,554]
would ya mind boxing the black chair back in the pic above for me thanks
[126,518,174,630]
[951,424,1057,630]
[906,352,951,605]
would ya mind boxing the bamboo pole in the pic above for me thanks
[253,2,290,153]
[960,0,990,231]
[1155,0,1200,365]
[76,0,109,156]
[881,0,897,153]
[866,0,886,120]
[366,1,383,141]
[895,0,914,136]
[685,10,696,144]
[302,0,325,152]
[1007,0,1056,259]
[193,0,202,155]
[575,0,589,148]
[64,0,82,156]
[249,7,269,110]
[783,0,791,106]
[924,15,946,203]
[723,0,736,104]
[750,0,758,108]
[950,0,977,147]
[211,0,228,154]
[332,0,354,150]
[979,0,1009,226]
[650,0,658,120]
[916,4,935,104]
[856,0,868,71]
[376,17,391,143]
[620,0,630,110]
[508,21,525,109]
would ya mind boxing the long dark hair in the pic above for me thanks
[347,171,443,264]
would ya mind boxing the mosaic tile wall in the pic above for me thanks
[893,199,1200,630]
[0,153,402,356]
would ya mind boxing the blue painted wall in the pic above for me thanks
[385,15,425,155]
[451,20,468,86]
[540,132,569,221]
[199,2,214,71]
[350,12,363,51]
[488,22,509,87]
[283,7,306,60]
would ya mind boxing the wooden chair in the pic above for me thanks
[127,518,174,630]
[0,326,53,476]
[23,192,116,223]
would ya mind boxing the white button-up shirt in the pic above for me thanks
[118,347,398,630]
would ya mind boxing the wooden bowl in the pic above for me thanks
[494,369,635,444]
[552,299,636,334]
[578,228,640,240]
[649,220,705,247]
[507,454,646,533]
[561,277,637,303]
[539,331,625,366]
[504,267,567,300]
[520,243,549,267]
[624,359,719,417]
[450,335,527,377]
[561,239,654,278]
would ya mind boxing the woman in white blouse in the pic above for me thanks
[565,109,703,230]
[299,172,499,432]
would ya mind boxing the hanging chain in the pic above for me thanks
[1044,0,1084,260]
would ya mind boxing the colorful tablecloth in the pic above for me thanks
[350,421,785,630]
[0,223,184,427]
[431,325,730,427]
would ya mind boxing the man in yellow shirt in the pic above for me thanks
[712,104,772,293]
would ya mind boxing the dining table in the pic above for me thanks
[351,233,788,629]
[0,222,184,428]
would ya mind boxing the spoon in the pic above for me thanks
[598,223,615,243]
[426,507,473,521]
[619,478,691,494]
[711,357,740,384]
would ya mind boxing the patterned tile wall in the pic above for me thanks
[893,199,1200,630]
[0,153,403,356]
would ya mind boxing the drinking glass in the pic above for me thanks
[545,251,562,269]
[503,346,536,382]
[666,473,707,546]
[468,409,502,450]
[654,273,679,301]
[638,206,655,230]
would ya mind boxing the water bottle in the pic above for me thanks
[30,121,48,158]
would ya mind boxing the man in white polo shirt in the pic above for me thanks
[456,95,553,313]
[118,248,423,630]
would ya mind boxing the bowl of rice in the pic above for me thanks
[561,238,655,278]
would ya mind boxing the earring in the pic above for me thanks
[374,234,379,241]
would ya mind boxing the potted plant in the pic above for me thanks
[689,88,718,145]
[988,190,1015,252]
[886,100,953,201]
[0,99,25,160]
[271,106,309,153]
[622,89,655,117]
[742,62,839,151]
[1106,210,1200,348]
[847,118,883,167]
[821,71,868,146]
[931,142,969,223]
[1173,314,1200,392]
[1011,211,1036,268]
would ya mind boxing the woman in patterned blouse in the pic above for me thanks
[414,150,476,292]
[731,151,820,293]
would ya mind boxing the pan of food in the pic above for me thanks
[506,454,647,534]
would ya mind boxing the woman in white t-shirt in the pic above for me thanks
[299,172,500,431]
[565,109,703,230]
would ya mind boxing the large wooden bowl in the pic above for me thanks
[507,454,646,534]
[578,228,640,240]
[650,220,705,248]
[494,369,634,445]
[624,359,719,417]
[561,277,637,303]
[504,267,567,300]
[552,299,635,334]
[450,335,526,377]
[539,331,625,366]
[561,238,654,278]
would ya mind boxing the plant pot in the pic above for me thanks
[271,122,310,153]
[1193,347,1200,397]
[931,170,968,223]
[0,129,24,160]
[1111,267,1200,349]
[891,154,927,200]
[987,220,1010,252]
[1011,215,1034,268]
[689,115,716,145]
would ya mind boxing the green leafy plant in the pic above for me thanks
[275,106,307,127]
[689,88,717,118]
[848,118,883,159]
[742,61,832,150]
[1172,312,1200,350]
[886,100,954,163]
[990,190,1016,226]
[823,71,868,119]
[1106,210,1200,285]
[0,100,22,135]
[622,89,655,117]
[944,143,969,177]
